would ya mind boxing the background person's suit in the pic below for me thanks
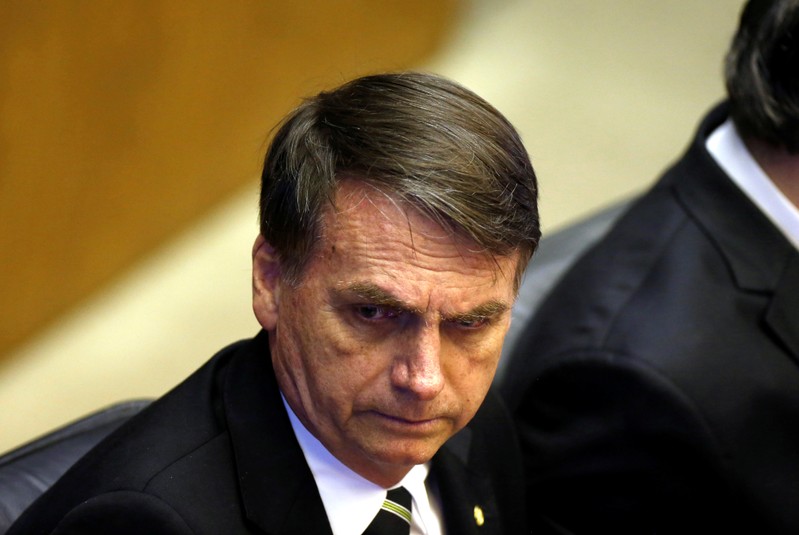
[9,331,526,534]
[502,103,799,534]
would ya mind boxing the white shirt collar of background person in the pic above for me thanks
[282,395,445,535]
[707,118,799,251]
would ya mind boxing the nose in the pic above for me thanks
[390,324,445,400]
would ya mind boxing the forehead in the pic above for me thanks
[314,180,519,288]
[330,181,450,243]
[327,181,462,254]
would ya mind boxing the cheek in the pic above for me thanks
[276,292,380,406]
[449,357,496,401]
[444,330,505,412]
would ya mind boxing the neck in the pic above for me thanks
[744,136,799,208]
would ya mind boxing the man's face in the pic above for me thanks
[252,180,519,487]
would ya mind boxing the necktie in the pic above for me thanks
[362,487,412,535]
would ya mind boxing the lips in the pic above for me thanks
[383,413,437,425]
[369,410,445,434]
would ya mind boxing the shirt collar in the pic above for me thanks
[706,118,799,251]
[282,396,441,535]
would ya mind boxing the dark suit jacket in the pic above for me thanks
[501,104,799,534]
[9,331,527,534]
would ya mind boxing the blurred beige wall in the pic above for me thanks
[0,1,458,359]
[429,1,743,231]
[0,0,745,453]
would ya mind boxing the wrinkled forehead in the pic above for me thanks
[322,178,522,287]
[332,179,449,239]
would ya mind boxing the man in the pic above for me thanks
[501,0,799,533]
[9,72,540,534]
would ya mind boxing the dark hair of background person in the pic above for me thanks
[726,0,799,152]
[258,71,540,287]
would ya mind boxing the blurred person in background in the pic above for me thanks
[502,0,799,533]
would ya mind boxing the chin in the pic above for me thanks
[369,439,443,468]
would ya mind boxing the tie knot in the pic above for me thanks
[362,486,413,535]
[384,487,412,522]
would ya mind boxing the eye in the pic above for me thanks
[354,305,401,321]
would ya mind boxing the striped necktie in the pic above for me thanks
[362,487,413,535]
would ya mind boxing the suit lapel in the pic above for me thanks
[764,253,799,361]
[431,427,503,535]
[673,104,799,366]
[224,332,333,535]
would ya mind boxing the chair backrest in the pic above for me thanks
[0,399,151,533]
[495,198,631,385]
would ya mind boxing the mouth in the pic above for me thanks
[369,411,444,434]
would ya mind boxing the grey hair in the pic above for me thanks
[259,72,540,286]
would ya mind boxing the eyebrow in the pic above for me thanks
[342,282,422,315]
[340,282,511,321]
[445,300,510,324]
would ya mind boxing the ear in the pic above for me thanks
[252,234,281,331]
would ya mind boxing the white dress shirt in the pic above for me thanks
[706,118,799,250]
[283,397,445,535]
